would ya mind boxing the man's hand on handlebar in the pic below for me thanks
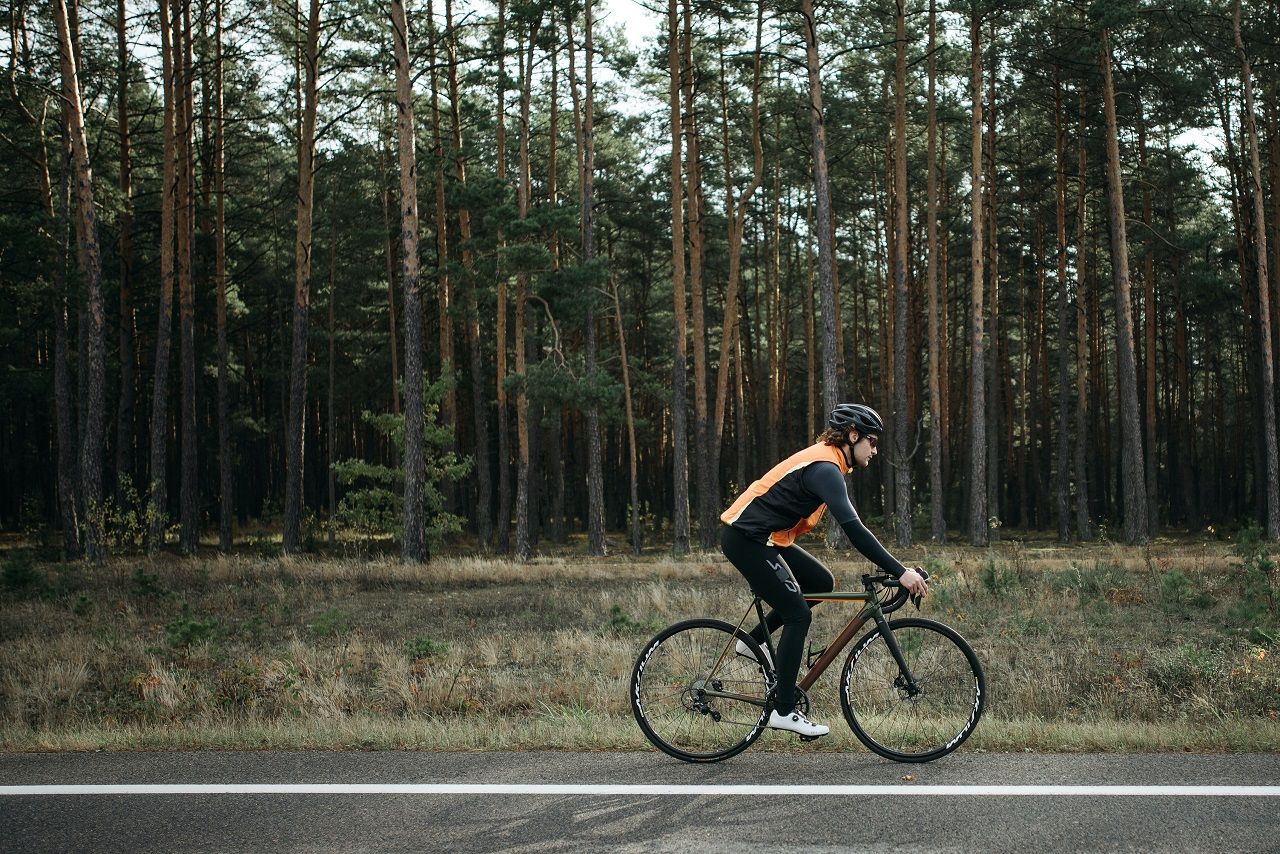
[899,567,929,600]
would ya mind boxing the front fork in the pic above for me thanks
[869,609,921,697]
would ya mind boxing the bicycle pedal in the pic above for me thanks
[798,734,823,742]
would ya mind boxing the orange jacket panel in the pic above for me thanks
[720,443,849,547]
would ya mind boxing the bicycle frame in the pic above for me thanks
[699,588,921,707]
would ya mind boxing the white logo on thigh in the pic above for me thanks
[768,559,799,593]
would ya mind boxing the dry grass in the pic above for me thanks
[1,539,1278,754]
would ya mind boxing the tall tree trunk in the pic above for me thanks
[582,1,606,555]
[326,239,336,548]
[391,0,426,562]
[513,14,541,561]
[147,0,179,551]
[680,0,713,548]
[1037,188,1053,527]
[875,118,896,522]
[668,0,690,554]
[800,0,842,549]
[1053,73,1072,543]
[983,23,999,533]
[1073,89,1093,540]
[176,0,198,554]
[56,131,82,558]
[892,0,912,547]
[447,0,490,547]
[1021,211,1036,527]
[12,1,81,555]
[1138,109,1159,531]
[379,134,402,425]
[712,2,763,500]
[1175,271,1197,526]
[114,0,136,509]
[1092,236,1110,518]
[939,121,951,505]
[427,0,455,502]
[566,2,605,554]
[874,160,893,521]
[1268,87,1280,405]
[494,0,512,553]
[799,0,839,416]
[1221,90,1259,524]
[967,7,988,546]
[1099,28,1149,544]
[1233,0,1280,538]
[803,184,815,454]
[283,0,321,554]
[214,0,232,550]
[735,297,750,492]
[926,0,944,543]
[53,0,106,561]
[611,272,641,554]
[772,94,788,461]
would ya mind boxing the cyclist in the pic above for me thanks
[719,403,929,738]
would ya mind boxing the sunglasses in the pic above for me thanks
[851,433,878,449]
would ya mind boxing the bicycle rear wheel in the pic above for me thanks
[630,618,771,763]
[839,617,985,763]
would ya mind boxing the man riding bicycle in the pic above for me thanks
[719,403,929,738]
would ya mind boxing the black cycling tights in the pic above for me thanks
[719,524,834,714]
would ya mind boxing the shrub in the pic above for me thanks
[922,556,948,579]
[331,374,472,553]
[404,636,448,659]
[1,554,46,595]
[980,557,1017,598]
[1232,524,1277,612]
[131,567,167,599]
[607,604,659,634]
[1148,641,1224,701]
[166,606,222,650]
[1158,568,1214,612]
[1051,561,1128,607]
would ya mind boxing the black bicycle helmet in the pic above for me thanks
[828,403,884,436]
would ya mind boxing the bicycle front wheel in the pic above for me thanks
[630,618,771,763]
[839,617,985,762]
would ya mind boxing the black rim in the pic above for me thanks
[839,617,985,762]
[630,619,771,763]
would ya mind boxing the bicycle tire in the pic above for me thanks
[630,618,772,763]
[838,617,985,763]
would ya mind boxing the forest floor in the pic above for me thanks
[1,534,1278,753]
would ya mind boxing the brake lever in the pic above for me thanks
[910,593,922,610]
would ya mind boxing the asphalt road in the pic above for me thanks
[2,750,1278,853]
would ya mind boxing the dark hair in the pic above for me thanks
[818,426,849,446]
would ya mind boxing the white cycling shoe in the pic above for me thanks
[766,708,830,738]
[735,638,773,670]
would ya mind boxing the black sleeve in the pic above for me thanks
[801,462,910,578]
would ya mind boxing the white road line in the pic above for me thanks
[2,784,1279,797]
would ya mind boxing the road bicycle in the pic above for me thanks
[630,570,985,763]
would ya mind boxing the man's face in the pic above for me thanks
[848,429,879,467]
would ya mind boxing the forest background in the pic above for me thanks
[3,0,1280,562]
